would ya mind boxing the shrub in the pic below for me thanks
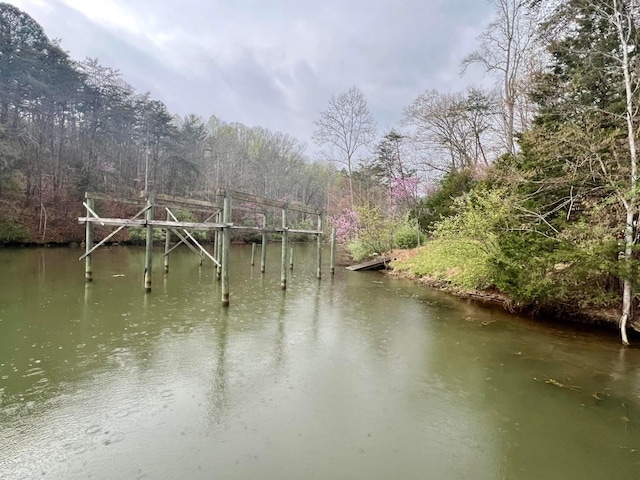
[0,219,29,244]
[394,220,423,249]
[414,169,476,232]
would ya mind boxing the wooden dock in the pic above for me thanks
[79,189,337,304]
[346,256,392,271]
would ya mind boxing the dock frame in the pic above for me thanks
[79,189,335,304]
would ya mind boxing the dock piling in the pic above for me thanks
[316,215,322,279]
[280,208,288,290]
[144,195,154,292]
[221,192,231,306]
[84,197,94,282]
[330,227,336,275]
[164,210,171,274]
[260,232,267,273]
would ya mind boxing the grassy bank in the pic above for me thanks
[387,245,622,331]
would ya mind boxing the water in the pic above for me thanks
[1,245,639,479]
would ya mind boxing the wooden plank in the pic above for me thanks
[219,188,322,215]
[287,229,323,234]
[155,193,221,209]
[78,217,227,230]
[346,257,392,271]
[85,191,222,210]
[85,191,142,206]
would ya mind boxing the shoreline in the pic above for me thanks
[382,249,627,336]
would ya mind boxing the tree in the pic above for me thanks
[517,0,640,345]
[462,0,542,156]
[163,114,207,195]
[604,0,638,345]
[402,88,495,173]
[312,86,377,203]
[371,130,411,184]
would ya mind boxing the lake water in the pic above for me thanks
[1,244,640,479]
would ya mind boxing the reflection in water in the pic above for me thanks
[210,308,229,422]
[275,291,286,369]
[1,246,640,479]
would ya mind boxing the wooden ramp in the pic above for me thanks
[346,256,392,271]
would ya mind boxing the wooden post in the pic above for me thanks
[164,210,171,274]
[289,247,294,270]
[280,208,287,290]
[251,242,256,266]
[330,226,336,275]
[260,230,267,273]
[221,192,231,306]
[144,195,154,292]
[316,215,322,279]
[84,197,94,282]
[215,212,222,280]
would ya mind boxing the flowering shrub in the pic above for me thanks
[331,208,359,243]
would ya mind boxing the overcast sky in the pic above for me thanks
[7,0,495,155]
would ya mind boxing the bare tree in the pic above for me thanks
[402,89,496,173]
[462,0,543,156]
[313,86,377,203]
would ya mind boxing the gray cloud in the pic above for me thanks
[7,0,495,154]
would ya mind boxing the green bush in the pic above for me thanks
[346,239,375,262]
[128,208,208,245]
[128,226,166,245]
[395,188,513,291]
[393,238,494,290]
[394,221,423,249]
[414,169,476,232]
[0,219,29,244]
[344,205,397,261]
[289,218,316,243]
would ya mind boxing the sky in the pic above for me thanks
[6,0,495,156]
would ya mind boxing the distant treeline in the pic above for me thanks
[0,3,333,244]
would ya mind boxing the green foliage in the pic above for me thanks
[345,205,399,261]
[0,220,28,244]
[395,190,511,289]
[414,169,476,231]
[393,238,494,290]
[394,220,423,249]
[127,226,166,245]
[397,180,623,310]
[288,218,316,243]
[346,240,375,263]
[489,221,621,309]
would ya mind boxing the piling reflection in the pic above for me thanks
[209,307,229,422]
[2,246,640,480]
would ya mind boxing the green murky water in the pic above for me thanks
[1,245,639,479]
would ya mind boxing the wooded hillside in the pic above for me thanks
[0,3,332,244]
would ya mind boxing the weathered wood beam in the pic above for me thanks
[166,208,218,266]
[79,217,226,230]
[217,188,322,215]
[287,229,323,235]
[85,191,222,211]
[85,191,141,206]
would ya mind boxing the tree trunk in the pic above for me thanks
[620,206,634,347]
[614,0,638,346]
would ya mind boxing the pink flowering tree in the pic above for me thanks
[389,176,419,215]
[331,208,359,243]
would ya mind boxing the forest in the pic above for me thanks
[0,3,333,244]
[2,0,640,343]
